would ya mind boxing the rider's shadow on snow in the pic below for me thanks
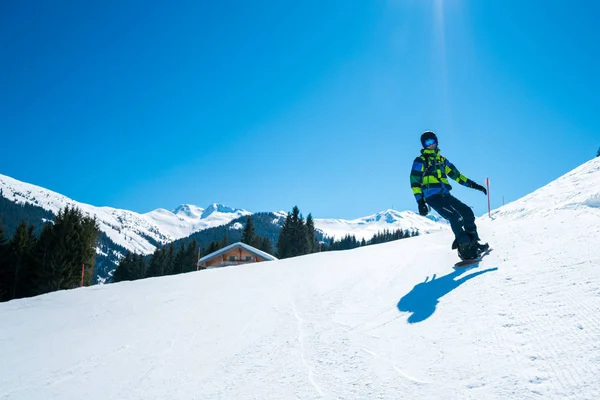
[397,266,498,324]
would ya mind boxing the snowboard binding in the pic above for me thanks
[458,240,489,261]
[453,231,489,261]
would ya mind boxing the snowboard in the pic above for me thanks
[454,248,493,268]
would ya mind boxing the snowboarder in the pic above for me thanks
[410,130,489,260]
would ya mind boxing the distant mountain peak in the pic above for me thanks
[172,204,204,218]
[314,208,447,241]
[201,203,242,219]
[274,210,288,219]
[376,209,404,223]
[150,208,173,215]
[362,209,405,224]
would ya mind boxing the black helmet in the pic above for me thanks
[420,130,438,148]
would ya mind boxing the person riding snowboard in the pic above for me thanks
[410,130,489,260]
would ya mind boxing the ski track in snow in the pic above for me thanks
[291,299,325,398]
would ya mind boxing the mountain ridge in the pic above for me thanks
[0,173,447,255]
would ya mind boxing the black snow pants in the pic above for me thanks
[426,193,479,244]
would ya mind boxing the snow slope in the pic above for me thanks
[1,158,599,399]
[491,156,600,220]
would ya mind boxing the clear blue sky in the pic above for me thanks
[1,0,598,219]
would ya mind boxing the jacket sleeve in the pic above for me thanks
[444,158,472,188]
[410,157,425,202]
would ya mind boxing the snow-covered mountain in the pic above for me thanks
[144,203,251,240]
[314,208,446,241]
[0,173,447,256]
[0,174,251,254]
[2,158,599,399]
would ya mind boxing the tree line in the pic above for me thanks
[114,206,317,282]
[275,205,419,254]
[0,206,99,302]
[0,203,423,297]
[113,216,274,282]
[112,240,200,282]
[324,228,419,252]
[114,205,423,283]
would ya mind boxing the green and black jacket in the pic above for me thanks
[410,148,474,202]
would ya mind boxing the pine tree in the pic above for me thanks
[183,239,199,273]
[259,236,273,255]
[5,221,37,299]
[334,234,359,250]
[206,241,219,256]
[170,241,199,275]
[597,147,600,157]
[0,207,100,299]
[173,242,187,274]
[221,232,229,248]
[49,207,97,289]
[0,218,5,247]
[132,253,147,280]
[147,246,165,277]
[0,218,7,301]
[164,244,175,275]
[241,216,256,247]
[290,206,309,256]
[113,252,134,282]
[306,214,318,253]
[114,252,146,282]
[277,213,293,259]
[38,206,99,291]
[34,223,54,293]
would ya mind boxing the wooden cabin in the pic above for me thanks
[197,242,278,269]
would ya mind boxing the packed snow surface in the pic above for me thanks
[1,158,600,399]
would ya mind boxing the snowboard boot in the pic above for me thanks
[453,231,477,251]
[457,241,479,261]
[458,241,489,260]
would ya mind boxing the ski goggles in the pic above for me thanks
[423,138,437,147]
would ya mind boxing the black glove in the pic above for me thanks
[468,181,487,195]
[417,199,428,216]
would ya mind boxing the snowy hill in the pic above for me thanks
[0,173,169,254]
[1,158,599,399]
[491,156,600,219]
[0,174,251,254]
